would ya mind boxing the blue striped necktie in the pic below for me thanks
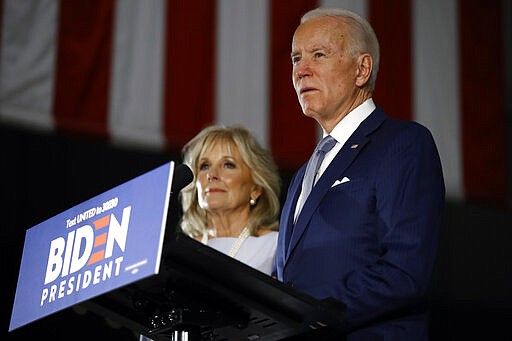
[295,135,337,218]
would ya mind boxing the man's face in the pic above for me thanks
[291,17,359,124]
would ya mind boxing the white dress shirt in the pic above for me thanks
[294,98,376,223]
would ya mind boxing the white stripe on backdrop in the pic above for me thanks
[216,0,270,148]
[110,0,166,148]
[413,0,462,199]
[0,0,57,130]
[0,0,508,205]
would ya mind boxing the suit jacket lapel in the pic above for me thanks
[279,165,305,259]
[285,107,386,262]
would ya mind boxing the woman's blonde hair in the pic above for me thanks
[179,125,281,238]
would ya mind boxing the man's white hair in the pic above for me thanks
[300,7,380,91]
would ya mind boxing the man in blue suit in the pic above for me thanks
[274,7,445,340]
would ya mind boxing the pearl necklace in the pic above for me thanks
[228,227,250,257]
[201,227,250,257]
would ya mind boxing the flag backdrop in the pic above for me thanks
[0,0,509,207]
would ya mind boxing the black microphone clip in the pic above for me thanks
[171,163,193,194]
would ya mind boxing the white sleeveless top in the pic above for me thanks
[206,231,278,275]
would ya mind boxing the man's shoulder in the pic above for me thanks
[373,108,433,137]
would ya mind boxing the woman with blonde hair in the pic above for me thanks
[179,125,281,275]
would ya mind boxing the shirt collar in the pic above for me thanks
[324,98,376,147]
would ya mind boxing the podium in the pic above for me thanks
[9,161,346,340]
[81,231,347,340]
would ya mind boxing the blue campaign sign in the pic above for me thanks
[9,161,176,331]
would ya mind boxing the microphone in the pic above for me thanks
[171,163,194,194]
[167,163,193,236]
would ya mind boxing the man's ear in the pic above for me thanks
[355,53,372,87]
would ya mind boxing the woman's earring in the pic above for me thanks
[250,198,256,206]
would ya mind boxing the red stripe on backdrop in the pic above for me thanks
[53,0,114,139]
[459,0,507,206]
[270,0,318,171]
[164,0,216,151]
[369,0,412,121]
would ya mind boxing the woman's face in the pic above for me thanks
[196,141,260,216]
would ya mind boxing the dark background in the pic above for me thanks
[2,124,512,340]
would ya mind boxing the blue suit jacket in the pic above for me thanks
[275,107,445,340]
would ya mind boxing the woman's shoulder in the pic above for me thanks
[249,230,278,246]
[255,228,278,237]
